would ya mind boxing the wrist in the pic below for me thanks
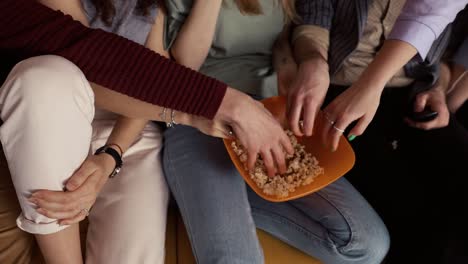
[301,56,329,74]
[215,88,249,125]
[300,51,328,67]
[106,143,123,156]
[95,145,123,178]
[174,111,193,127]
[355,68,388,93]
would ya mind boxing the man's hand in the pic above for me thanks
[29,153,115,225]
[405,88,450,130]
[287,57,330,137]
[277,60,297,97]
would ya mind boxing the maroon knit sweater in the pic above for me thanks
[0,0,227,119]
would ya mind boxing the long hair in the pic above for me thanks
[90,0,159,25]
[233,0,298,23]
[91,0,297,26]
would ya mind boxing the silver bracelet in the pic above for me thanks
[167,109,178,128]
[159,107,178,128]
[159,107,168,123]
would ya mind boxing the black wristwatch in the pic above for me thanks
[95,145,123,178]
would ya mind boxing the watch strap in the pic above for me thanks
[95,145,123,178]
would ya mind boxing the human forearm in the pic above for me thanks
[293,34,328,65]
[355,39,417,92]
[273,25,296,71]
[1,0,226,119]
[105,118,148,153]
[389,0,468,60]
[273,25,298,96]
[90,82,194,125]
[292,24,329,65]
[170,0,222,70]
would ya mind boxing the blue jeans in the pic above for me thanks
[163,126,389,264]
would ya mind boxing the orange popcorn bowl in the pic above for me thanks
[223,96,356,202]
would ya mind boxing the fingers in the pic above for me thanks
[281,134,294,155]
[31,189,77,204]
[414,93,429,112]
[261,149,276,177]
[30,191,94,218]
[247,148,259,171]
[302,101,318,136]
[404,110,449,130]
[36,206,83,220]
[66,161,97,191]
[329,117,347,152]
[30,197,81,214]
[406,93,450,130]
[271,146,287,174]
[321,110,369,151]
[321,111,334,147]
[30,171,102,219]
[59,209,89,226]
[287,97,304,136]
[347,115,372,139]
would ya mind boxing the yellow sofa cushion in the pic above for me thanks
[0,149,320,264]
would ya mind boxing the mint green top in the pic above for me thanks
[164,0,285,97]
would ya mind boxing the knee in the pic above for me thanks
[340,220,390,264]
[363,226,390,264]
[2,55,94,111]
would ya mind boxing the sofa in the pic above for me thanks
[0,148,321,264]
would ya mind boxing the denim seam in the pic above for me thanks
[251,206,336,249]
[314,190,358,253]
[163,133,201,263]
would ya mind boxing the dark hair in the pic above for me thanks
[232,0,299,23]
[90,0,160,26]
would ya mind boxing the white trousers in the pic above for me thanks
[0,55,168,264]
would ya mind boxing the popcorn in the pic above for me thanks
[231,130,324,198]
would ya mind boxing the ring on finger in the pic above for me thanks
[333,125,345,133]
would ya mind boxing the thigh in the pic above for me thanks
[86,121,168,264]
[249,177,389,264]
[0,56,95,234]
[163,125,263,264]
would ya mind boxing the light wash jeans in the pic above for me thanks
[163,125,389,264]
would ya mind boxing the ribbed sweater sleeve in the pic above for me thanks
[0,0,227,119]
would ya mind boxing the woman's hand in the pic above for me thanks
[215,88,294,177]
[184,114,235,139]
[287,57,329,137]
[322,80,383,151]
[29,153,115,225]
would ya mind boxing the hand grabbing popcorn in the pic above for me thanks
[231,130,324,198]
